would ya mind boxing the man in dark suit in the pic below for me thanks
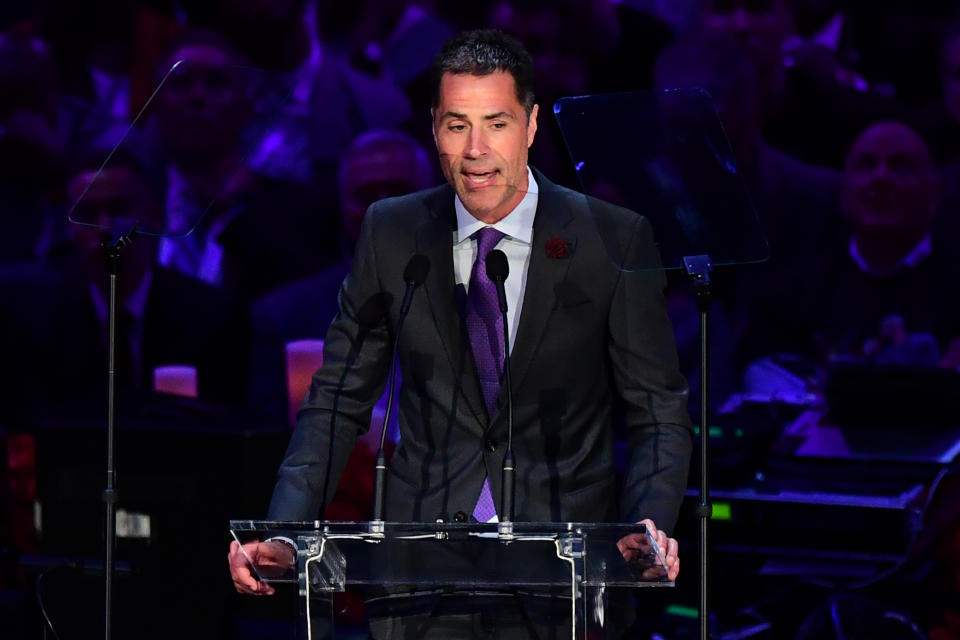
[230,29,692,636]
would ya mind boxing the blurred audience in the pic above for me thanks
[249,129,434,422]
[0,31,66,263]
[150,30,341,300]
[699,0,904,168]
[213,0,413,182]
[935,23,960,256]
[490,0,621,189]
[0,2,958,635]
[653,34,842,271]
[0,145,248,423]
[700,0,795,120]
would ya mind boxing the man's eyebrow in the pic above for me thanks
[438,111,518,121]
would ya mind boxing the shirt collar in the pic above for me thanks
[89,270,154,324]
[848,234,932,276]
[455,166,538,244]
[166,164,198,235]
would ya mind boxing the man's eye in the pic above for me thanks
[449,124,466,132]
[491,122,506,130]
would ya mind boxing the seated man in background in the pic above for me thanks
[151,29,342,301]
[0,142,248,423]
[740,120,960,373]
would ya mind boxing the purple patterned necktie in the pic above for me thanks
[465,227,506,522]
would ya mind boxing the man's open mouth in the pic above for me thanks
[462,170,498,187]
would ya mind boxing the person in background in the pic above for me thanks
[0,141,248,422]
[248,129,435,423]
[150,29,342,300]
[740,121,960,371]
[212,0,413,182]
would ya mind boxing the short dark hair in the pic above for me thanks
[156,28,247,80]
[430,29,536,116]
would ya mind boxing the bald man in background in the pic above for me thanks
[741,121,960,368]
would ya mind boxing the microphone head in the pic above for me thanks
[403,254,430,285]
[485,249,509,282]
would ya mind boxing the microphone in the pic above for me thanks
[485,249,515,527]
[401,255,430,314]
[371,254,430,528]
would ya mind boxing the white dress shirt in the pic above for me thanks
[849,233,932,277]
[453,166,538,353]
[158,166,242,286]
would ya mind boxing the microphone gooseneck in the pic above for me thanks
[372,254,430,524]
[485,249,515,524]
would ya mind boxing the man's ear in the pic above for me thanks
[430,108,439,147]
[527,104,539,148]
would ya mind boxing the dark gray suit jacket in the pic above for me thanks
[267,169,692,533]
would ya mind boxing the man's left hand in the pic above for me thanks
[616,518,679,581]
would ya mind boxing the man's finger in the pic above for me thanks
[233,577,276,596]
[229,545,275,595]
[668,555,680,581]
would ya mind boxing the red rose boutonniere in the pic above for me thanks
[545,236,571,259]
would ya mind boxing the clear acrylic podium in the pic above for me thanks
[230,520,673,639]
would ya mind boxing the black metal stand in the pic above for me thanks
[683,254,713,640]
[100,225,137,640]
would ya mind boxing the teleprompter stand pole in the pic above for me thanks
[100,224,137,640]
[683,254,713,640]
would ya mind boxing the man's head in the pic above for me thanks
[488,0,586,99]
[154,30,252,161]
[841,121,940,243]
[654,35,760,154]
[67,147,163,279]
[701,0,794,113]
[702,0,795,64]
[338,130,434,247]
[430,29,538,224]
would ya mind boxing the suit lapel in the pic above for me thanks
[493,171,577,417]
[416,187,488,433]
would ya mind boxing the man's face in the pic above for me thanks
[943,34,960,125]
[841,123,940,237]
[490,3,585,98]
[67,166,160,271]
[432,71,538,224]
[703,0,793,69]
[340,144,429,246]
[156,45,250,155]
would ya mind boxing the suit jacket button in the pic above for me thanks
[485,439,497,452]
[453,511,467,523]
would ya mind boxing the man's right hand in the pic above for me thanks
[228,540,295,595]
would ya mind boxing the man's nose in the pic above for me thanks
[464,129,489,158]
[869,161,897,183]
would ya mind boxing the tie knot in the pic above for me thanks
[473,227,506,260]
